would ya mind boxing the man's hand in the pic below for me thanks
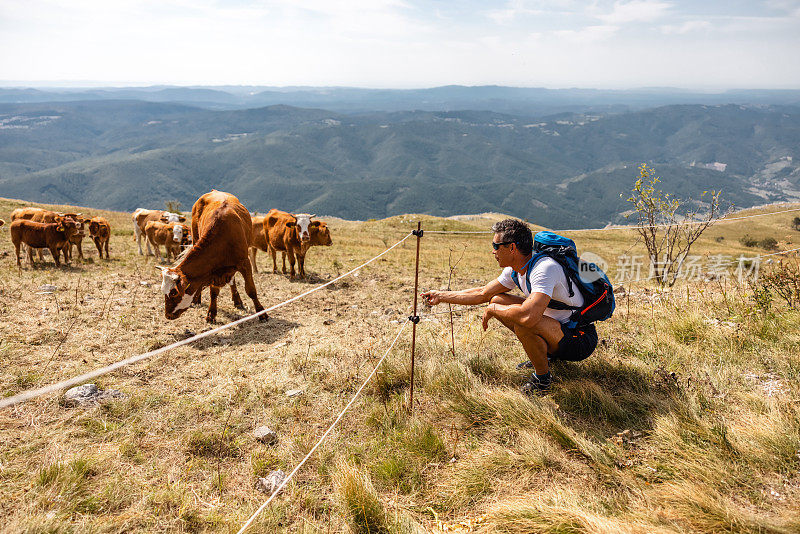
[420,290,441,306]
[482,303,495,330]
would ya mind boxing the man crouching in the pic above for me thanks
[421,219,599,395]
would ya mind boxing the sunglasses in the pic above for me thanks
[492,241,514,250]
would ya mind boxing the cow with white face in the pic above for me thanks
[155,190,266,323]
[293,213,315,243]
[263,210,331,279]
[145,221,189,261]
[132,209,186,256]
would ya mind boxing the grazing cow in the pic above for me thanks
[263,210,332,279]
[11,207,85,261]
[132,209,186,256]
[88,216,111,259]
[10,218,79,267]
[156,190,266,323]
[145,221,190,261]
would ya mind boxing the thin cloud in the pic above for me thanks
[766,0,800,17]
[486,0,580,24]
[486,0,542,24]
[552,24,620,43]
[661,20,711,34]
[593,0,673,24]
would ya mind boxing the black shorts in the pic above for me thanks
[550,323,598,362]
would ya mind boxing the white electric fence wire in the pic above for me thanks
[0,233,414,410]
[424,206,800,234]
[236,319,410,534]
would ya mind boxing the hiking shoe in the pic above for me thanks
[520,373,552,396]
[516,360,534,370]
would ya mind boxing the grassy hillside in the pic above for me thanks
[1,102,798,228]
[0,198,799,532]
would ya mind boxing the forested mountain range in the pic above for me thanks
[1,98,798,228]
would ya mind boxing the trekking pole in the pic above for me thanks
[408,221,423,414]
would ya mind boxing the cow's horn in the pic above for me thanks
[309,213,316,218]
[154,265,167,272]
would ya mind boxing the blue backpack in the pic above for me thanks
[510,231,615,328]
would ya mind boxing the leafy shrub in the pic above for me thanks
[758,256,800,308]
[759,237,778,251]
[739,235,758,247]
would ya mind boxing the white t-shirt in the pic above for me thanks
[497,257,584,324]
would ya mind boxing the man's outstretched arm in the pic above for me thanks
[421,279,510,306]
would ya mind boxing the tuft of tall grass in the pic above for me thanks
[669,313,708,344]
[373,356,412,404]
[184,429,241,458]
[334,461,419,534]
[35,457,102,516]
[484,491,661,534]
[655,480,795,533]
[553,379,628,427]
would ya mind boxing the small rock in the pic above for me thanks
[256,469,286,494]
[253,426,278,445]
[285,389,303,397]
[63,383,125,407]
[38,284,57,294]
[322,319,334,325]
[384,308,397,315]
[63,384,99,406]
[139,281,150,287]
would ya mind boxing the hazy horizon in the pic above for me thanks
[1,82,798,92]
[1,1,798,90]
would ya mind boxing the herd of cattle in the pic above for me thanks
[4,190,333,322]
[8,207,110,266]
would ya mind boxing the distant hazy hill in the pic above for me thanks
[1,85,799,114]
[0,100,798,228]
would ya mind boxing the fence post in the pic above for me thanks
[408,221,423,413]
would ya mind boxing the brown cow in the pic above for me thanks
[145,221,190,261]
[88,216,111,259]
[10,207,85,261]
[263,210,332,279]
[156,190,266,323]
[132,208,186,256]
[11,218,79,267]
[65,216,89,260]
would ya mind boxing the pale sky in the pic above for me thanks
[1,0,799,89]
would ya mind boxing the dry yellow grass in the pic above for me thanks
[1,196,799,532]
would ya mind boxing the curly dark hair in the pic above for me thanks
[491,218,532,255]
